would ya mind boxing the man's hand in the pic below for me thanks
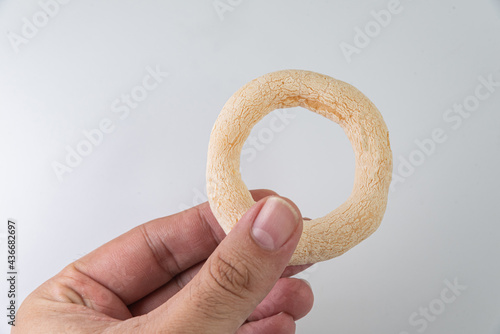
[13,190,314,333]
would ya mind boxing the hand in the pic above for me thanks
[14,190,314,333]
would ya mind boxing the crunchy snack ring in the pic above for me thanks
[206,70,392,265]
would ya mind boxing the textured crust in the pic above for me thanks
[206,70,392,265]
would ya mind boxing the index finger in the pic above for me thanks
[70,189,278,305]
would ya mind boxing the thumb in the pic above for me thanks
[155,196,303,333]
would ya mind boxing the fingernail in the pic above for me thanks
[251,197,299,251]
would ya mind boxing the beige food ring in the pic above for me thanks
[206,69,392,266]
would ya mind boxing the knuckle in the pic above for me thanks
[208,252,253,300]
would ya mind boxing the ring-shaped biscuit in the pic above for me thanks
[206,70,392,265]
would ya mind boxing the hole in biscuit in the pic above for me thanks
[240,107,355,220]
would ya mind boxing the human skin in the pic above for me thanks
[13,189,314,333]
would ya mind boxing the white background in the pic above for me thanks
[1,0,500,333]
